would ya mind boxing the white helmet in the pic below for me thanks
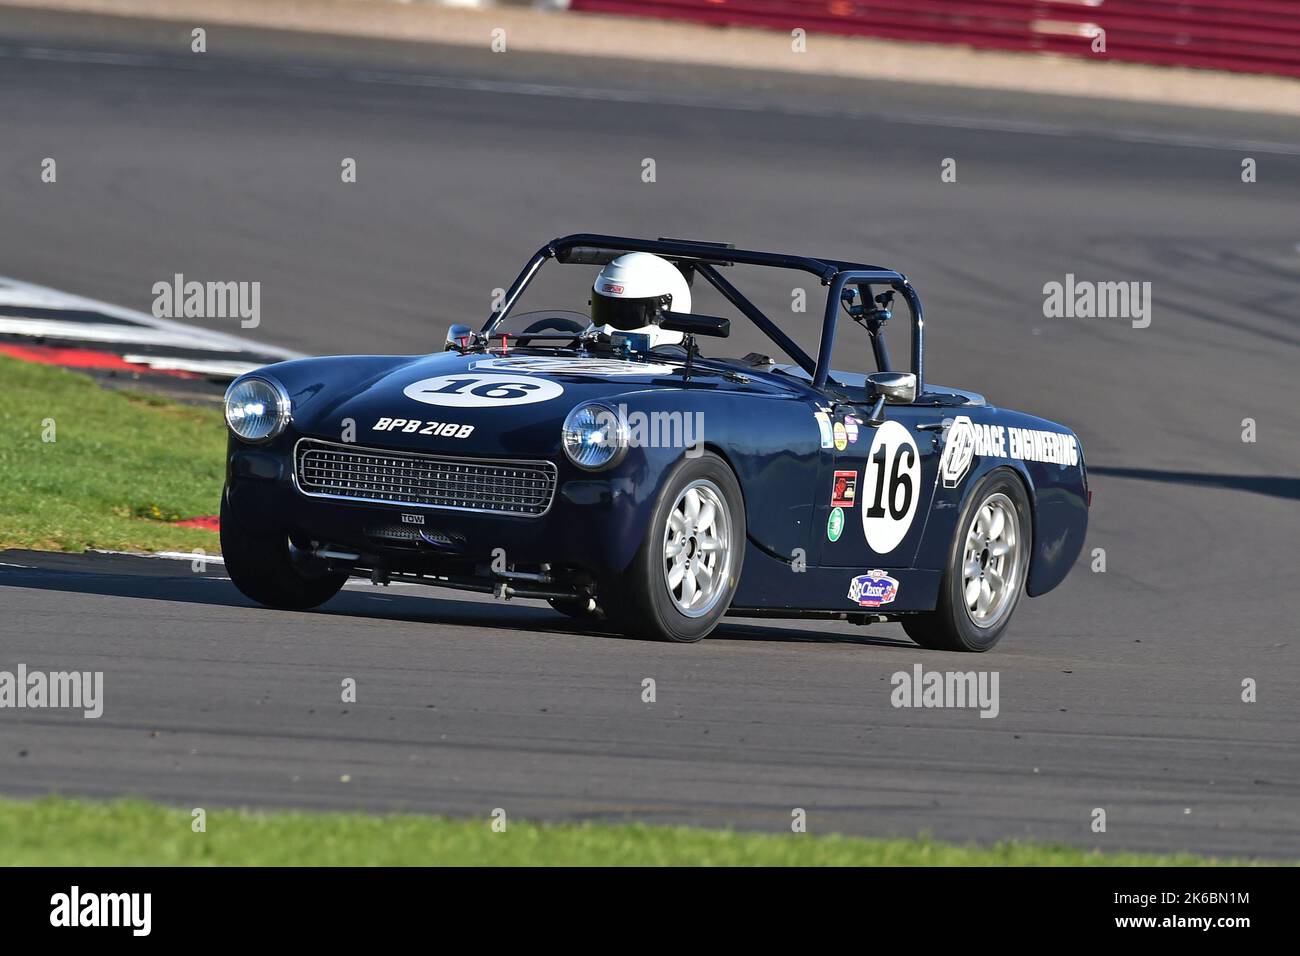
[591,252,690,347]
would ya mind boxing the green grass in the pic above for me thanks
[0,356,225,551]
[0,796,1252,866]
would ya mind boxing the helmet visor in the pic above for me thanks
[590,292,667,331]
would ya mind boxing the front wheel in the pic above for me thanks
[902,470,1031,652]
[605,453,745,643]
[220,491,347,610]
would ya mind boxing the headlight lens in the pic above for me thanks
[562,402,628,471]
[224,376,290,443]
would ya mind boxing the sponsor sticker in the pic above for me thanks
[844,415,860,444]
[831,470,858,508]
[814,411,833,449]
[939,414,1080,489]
[848,570,899,608]
[827,507,844,542]
[940,415,976,488]
[404,374,563,407]
[833,421,848,451]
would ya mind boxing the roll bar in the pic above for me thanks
[482,234,924,393]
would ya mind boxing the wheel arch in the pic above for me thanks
[987,458,1086,598]
[939,461,1038,586]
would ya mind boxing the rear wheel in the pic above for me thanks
[902,470,1030,652]
[220,491,347,610]
[605,453,744,643]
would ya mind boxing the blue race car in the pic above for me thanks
[220,235,1088,651]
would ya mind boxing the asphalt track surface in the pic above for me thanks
[1,10,1298,857]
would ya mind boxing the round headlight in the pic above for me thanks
[562,402,628,471]
[224,376,290,443]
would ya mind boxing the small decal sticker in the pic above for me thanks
[833,421,848,451]
[827,507,845,542]
[404,374,563,407]
[844,415,860,444]
[814,411,833,449]
[848,570,899,608]
[400,513,424,525]
[940,415,976,488]
[831,470,858,508]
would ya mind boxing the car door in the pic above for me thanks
[813,398,941,570]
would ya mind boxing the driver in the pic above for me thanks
[590,253,688,350]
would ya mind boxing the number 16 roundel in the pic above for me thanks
[860,420,921,553]
[404,374,564,407]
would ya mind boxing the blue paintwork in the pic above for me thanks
[225,348,1087,615]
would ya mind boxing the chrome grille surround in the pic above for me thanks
[293,439,557,517]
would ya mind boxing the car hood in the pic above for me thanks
[266,349,804,457]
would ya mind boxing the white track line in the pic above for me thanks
[120,354,266,377]
[0,276,304,360]
[151,551,224,564]
[85,549,225,564]
[88,549,422,587]
[0,317,257,350]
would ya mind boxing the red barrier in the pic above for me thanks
[569,0,1300,78]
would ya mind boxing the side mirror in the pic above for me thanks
[659,312,731,338]
[863,371,917,426]
[866,371,917,405]
[445,324,473,351]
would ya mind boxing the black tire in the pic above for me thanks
[902,469,1031,653]
[220,491,347,610]
[604,452,745,643]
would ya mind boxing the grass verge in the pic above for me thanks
[0,796,1253,866]
[0,356,225,551]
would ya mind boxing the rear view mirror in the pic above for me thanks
[660,312,730,338]
[867,371,917,404]
[863,371,917,426]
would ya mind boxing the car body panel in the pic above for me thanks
[226,349,1086,615]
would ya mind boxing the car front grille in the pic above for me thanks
[294,440,556,517]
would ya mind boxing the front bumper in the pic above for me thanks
[224,435,659,578]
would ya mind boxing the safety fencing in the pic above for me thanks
[568,1,1300,78]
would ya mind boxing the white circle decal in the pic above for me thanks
[860,419,921,554]
[403,374,564,407]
